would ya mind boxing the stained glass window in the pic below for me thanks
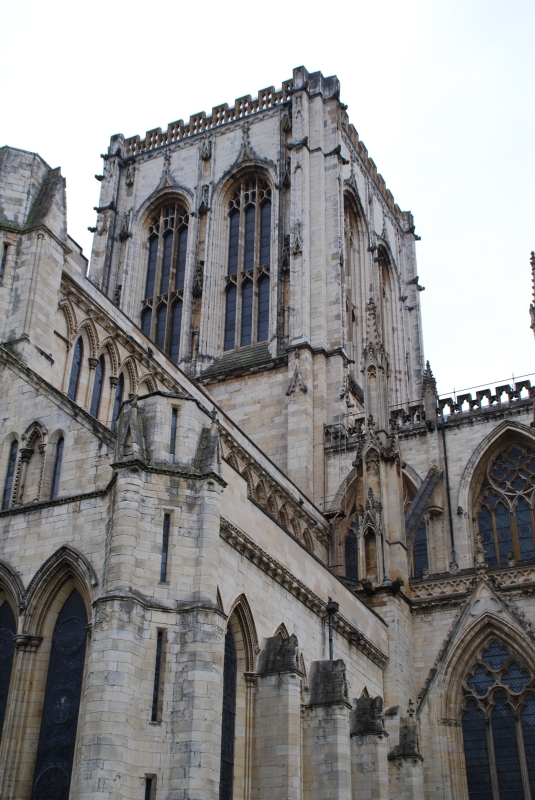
[67,337,83,402]
[51,438,64,500]
[345,529,358,581]
[219,624,237,800]
[169,301,182,365]
[90,355,105,419]
[141,202,189,361]
[476,441,535,566]
[412,522,429,578]
[224,178,272,351]
[31,589,88,800]
[0,601,16,743]
[462,639,535,799]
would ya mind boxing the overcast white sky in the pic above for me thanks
[2,0,533,397]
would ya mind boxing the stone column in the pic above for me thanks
[302,659,351,800]
[350,695,389,800]
[387,716,424,800]
[0,634,43,800]
[253,634,303,800]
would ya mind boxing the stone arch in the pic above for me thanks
[13,421,48,504]
[290,516,302,541]
[137,373,158,395]
[255,480,267,506]
[24,546,97,637]
[241,466,255,498]
[213,160,277,217]
[343,184,369,237]
[302,528,314,553]
[266,493,278,517]
[227,593,259,673]
[274,622,289,639]
[77,317,99,359]
[118,355,139,396]
[278,504,289,529]
[226,450,240,473]
[98,336,120,377]
[0,559,24,620]
[57,298,77,342]
[134,184,194,232]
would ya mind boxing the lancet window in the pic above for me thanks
[224,177,271,351]
[111,373,124,431]
[476,441,535,567]
[462,639,535,799]
[90,355,105,419]
[345,505,359,581]
[51,437,64,500]
[141,202,188,364]
[67,337,83,402]
[0,601,16,743]
[31,589,88,800]
[219,624,237,800]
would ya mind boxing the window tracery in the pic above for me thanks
[462,639,535,799]
[141,202,189,364]
[476,441,535,567]
[224,177,271,351]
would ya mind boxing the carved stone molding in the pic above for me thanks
[220,517,388,669]
[14,634,42,653]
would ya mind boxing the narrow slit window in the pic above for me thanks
[111,374,124,431]
[169,301,182,364]
[412,522,429,577]
[175,226,188,291]
[224,285,237,351]
[170,409,177,464]
[240,280,253,346]
[345,529,358,581]
[51,438,64,500]
[90,355,105,418]
[0,244,8,282]
[259,201,271,265]
[151,631,164,722]
[144,777,155,800]
[160,232,173,294]
[67,337,83,402]
[155,304,167,351]
[160,514,170,582]
[2,440,18,510]
[145,237,158,299]
[141,307,152,338]
[227,210,240,275]
[257,275,269,342]
[243,206,255,271]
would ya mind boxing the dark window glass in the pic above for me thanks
[412,522,429,578]
[257,275,269,343]
[160,231,173,294]
[141,307,152,338]
[90,355,105,419]
[259,201,271,265]
[51,438,64,500]
[2,440,18,510]
[151,631,164,722]
[175,226,188,291]
[160,515,170,582]
[516,497,534,559]
[67,337,83,402]
[224,285,237,351]
[345,529,358,581]
[0,601,16,743]
[228,211,240,275]
[0,244,8,282]
[219,624,237,800]
[495,502,513,564]
[491,689,524,800]
[482,640,510,671]
[145,236,158,299]
[170,408,177,464]
[240,280,253,347]
[156,305,167,351]
[462,699,493,800]
[478,507,497,567]
[144,777,154,800]
[169,302,182,364]
[502,662,530,693]
[243,206,255,271]
[521,693,535,796]
[31,589,88,800]
[111,374,124,431]
[467,666,495,697]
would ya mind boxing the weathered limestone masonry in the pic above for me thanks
[1,65,535,800]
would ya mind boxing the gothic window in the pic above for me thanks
[224,178,271,351]
[67,337,83,402]
[476,441,535,567]
[90,355,105,419]
[111,373,124,431]
[345,504,359,581]
[219,624,237,800]
[0,243,8,282]
[31,589,88,800]
[51,438,64,500]
[365,530,377,577]
[141,202,189,362]
[2,439,18,510]
[0,601,16,743]
[461,639,535,799]
[412,522,429,578]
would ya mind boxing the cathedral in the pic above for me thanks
[1,65,534,800]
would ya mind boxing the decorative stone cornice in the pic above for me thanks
[220,517,388,669]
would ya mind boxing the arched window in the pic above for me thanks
[67,337,83,402]
[219,623,237,800]
[476,441,535,567]
[2,439,18,510]
[224,178,271,351]
[169,301,183,364]
[90,355,105,418]
[462,639,535,799]
[51,437,64,500]
[0,600,16,743]
[31,589,88,800]
[412,522,429,578]
[345,530,358,581]
[141,202,189,361]
[111,373,124,431]
[364,530,377,577]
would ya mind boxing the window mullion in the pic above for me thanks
[485,714,501,800]
[516,712,533,800]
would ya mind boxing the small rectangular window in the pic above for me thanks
[160,515,170,583]
[169,408,177,463]
[0,245,8,283]
[144,776,156,800]
[151,631,164,722]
